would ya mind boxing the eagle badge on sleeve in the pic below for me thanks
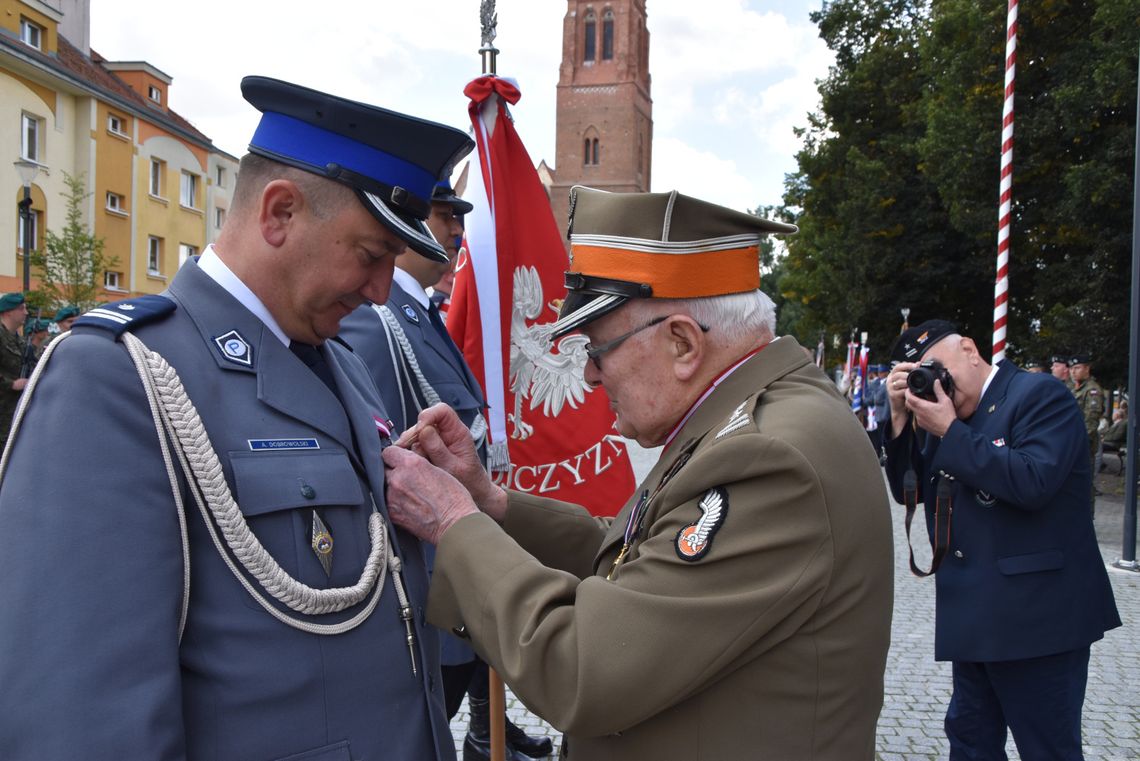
[675,487,728,561]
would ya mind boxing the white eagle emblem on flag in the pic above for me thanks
[508,266,593,440]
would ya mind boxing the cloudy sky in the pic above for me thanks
[90,0,833,212]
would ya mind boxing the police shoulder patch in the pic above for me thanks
[75,295,177,337]
[675,486,728,561]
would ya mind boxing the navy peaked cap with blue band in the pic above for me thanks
[432,178,473,215]
[241,76,474,263]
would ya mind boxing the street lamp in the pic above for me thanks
[14,159,41,295]
[900,307,910,334]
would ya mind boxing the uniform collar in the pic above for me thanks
[392,267,430,309]
[198,245,290,346]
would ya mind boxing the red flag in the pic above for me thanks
[448,76,636,516]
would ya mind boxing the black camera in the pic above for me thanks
[907,359,955,402]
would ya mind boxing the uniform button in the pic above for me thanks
[954,550,964,558]
[452,625,469,639]
[300,483,316,499]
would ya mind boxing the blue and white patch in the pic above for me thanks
[214,330,253,366]
[401,304,420,324]
[75,295,176,337]
[248,438,321,451]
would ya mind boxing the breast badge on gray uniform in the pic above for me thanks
[214,330,253,366]
[401,304,420,324]
[675,486,728,561]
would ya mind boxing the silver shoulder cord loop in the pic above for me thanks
[375,304,488,448]
[4,331,411,641]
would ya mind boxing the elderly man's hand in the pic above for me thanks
[395,403,504,517]
[382,445,478,545]
[905,377,957,438]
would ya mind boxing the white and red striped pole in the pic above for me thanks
[993,0,1018,363]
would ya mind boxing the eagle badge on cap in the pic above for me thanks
[675,487,728,562]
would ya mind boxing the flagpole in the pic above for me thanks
[476,10,508,760]
[993,0,1018,363]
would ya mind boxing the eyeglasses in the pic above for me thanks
[584,315,710,371]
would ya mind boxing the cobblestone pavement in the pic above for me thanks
[449,453,1139,760]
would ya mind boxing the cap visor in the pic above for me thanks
[358,190,449,263]
[550,292,627,338]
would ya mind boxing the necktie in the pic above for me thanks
[427,302,467,369]
[290,341,340,401]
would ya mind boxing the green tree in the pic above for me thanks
[30,172,117,315]
[920,0,1138,389]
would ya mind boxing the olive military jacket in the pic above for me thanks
[1072,376,1105,439]
[428,337,895,760]
[0,323,26,444]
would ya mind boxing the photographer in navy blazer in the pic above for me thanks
[883,319,1119,761]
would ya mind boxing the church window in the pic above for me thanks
[584,11,597,62]
[602,10,615,60]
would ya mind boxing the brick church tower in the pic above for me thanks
[549,0,653,249]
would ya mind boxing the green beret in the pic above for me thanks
[29,318,50,333]
[54,305,79,322]
[0,292,26,313]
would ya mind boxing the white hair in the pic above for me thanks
[651,289,776,345]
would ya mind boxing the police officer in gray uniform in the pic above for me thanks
[0,76,472,761]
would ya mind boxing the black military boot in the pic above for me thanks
[505,717,554,758]
[463,698,531,761]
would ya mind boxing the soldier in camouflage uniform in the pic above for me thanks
[1069,353,1104,510]
[0,292,30,451]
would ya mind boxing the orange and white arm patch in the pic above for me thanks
[675,487,728,561]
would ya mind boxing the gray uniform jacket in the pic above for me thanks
[0,260,455,761]
[339,279,487,666]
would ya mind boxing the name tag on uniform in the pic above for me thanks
[247,438,321,451]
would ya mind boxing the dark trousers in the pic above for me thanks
[945,647,1090,761]
[441,658,490,720]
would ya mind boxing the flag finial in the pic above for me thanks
[480,0,499,75]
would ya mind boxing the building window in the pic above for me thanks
[584,137,601,166]
[21,113,41,162]
[106,191,126,214]
[104,270,123,290]
[148,85,162,104]
[215,166,225,187]
[602,10,615,60]
[20,18,43,49]
[583,11,596,62]
[178,243,197,266]
[147,236,163,275]
[215,207,226,229]
[150,159,164,197]
[17,209,40,253]
[180,171,199,209]
[107,114,128,136]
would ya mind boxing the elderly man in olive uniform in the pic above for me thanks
[0,77,473,760]
[1069,354,1105,507]
[382,187,895,760]
[0,292,30,450]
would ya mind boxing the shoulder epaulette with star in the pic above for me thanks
[74,295,177,338]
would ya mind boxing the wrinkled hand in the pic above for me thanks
[395,403,502,512]
[382,445,477,545]
[905,375,957,438]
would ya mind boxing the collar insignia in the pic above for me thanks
[716,402,750,439]
[401,304,420,324]
[214,329,253,366]
[675,487,728,562]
